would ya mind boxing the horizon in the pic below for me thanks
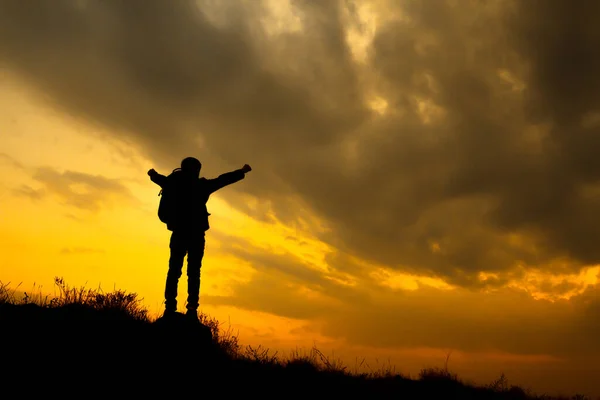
[1,1,599,397]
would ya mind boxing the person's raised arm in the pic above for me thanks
[148,168,168,188]
[206,164,251,194]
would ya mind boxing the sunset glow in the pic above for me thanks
[1,1,599,397]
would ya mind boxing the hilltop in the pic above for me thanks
[0,278,590,399]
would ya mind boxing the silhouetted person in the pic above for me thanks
[148,157,252,320]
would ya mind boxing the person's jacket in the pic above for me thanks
[150,168,245,232]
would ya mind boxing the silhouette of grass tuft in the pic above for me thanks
[51,277,150,321]
[0,278,594,400]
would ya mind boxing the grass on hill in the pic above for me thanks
[0,277,592,400]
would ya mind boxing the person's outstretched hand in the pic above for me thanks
[148,168,157,176]
[242,164,252,173]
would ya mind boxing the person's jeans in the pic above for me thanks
[164,230,206,313]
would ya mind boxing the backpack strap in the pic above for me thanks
[158,168,182,196]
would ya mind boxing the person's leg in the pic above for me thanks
[165,230,187,314]
[185,231,206,316]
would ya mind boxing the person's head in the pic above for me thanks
[181,157,202,177]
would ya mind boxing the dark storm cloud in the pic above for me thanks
[498,0,600,266]
[30,167,137,211]
[1,0,599,285]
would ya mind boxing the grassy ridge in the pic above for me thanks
[0,278,591,399]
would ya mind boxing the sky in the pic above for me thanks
[1,0,600,396]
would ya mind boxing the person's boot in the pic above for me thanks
[185,309,199,323]
[163,296,177,317]
[163,307,177,319]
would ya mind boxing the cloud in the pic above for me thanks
[13,184,45,201]
[0,152,24,170]
[205,238,600,361]
[29,167,138,211]
[1,0,599,287]
[203,273,336,320]
[60,247,106,255]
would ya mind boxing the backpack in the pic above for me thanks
[157,168,184,226]
[157,169,212,230]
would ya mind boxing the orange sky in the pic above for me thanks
[1,1,600,397]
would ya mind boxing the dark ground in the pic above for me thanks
[0,283,589,400]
